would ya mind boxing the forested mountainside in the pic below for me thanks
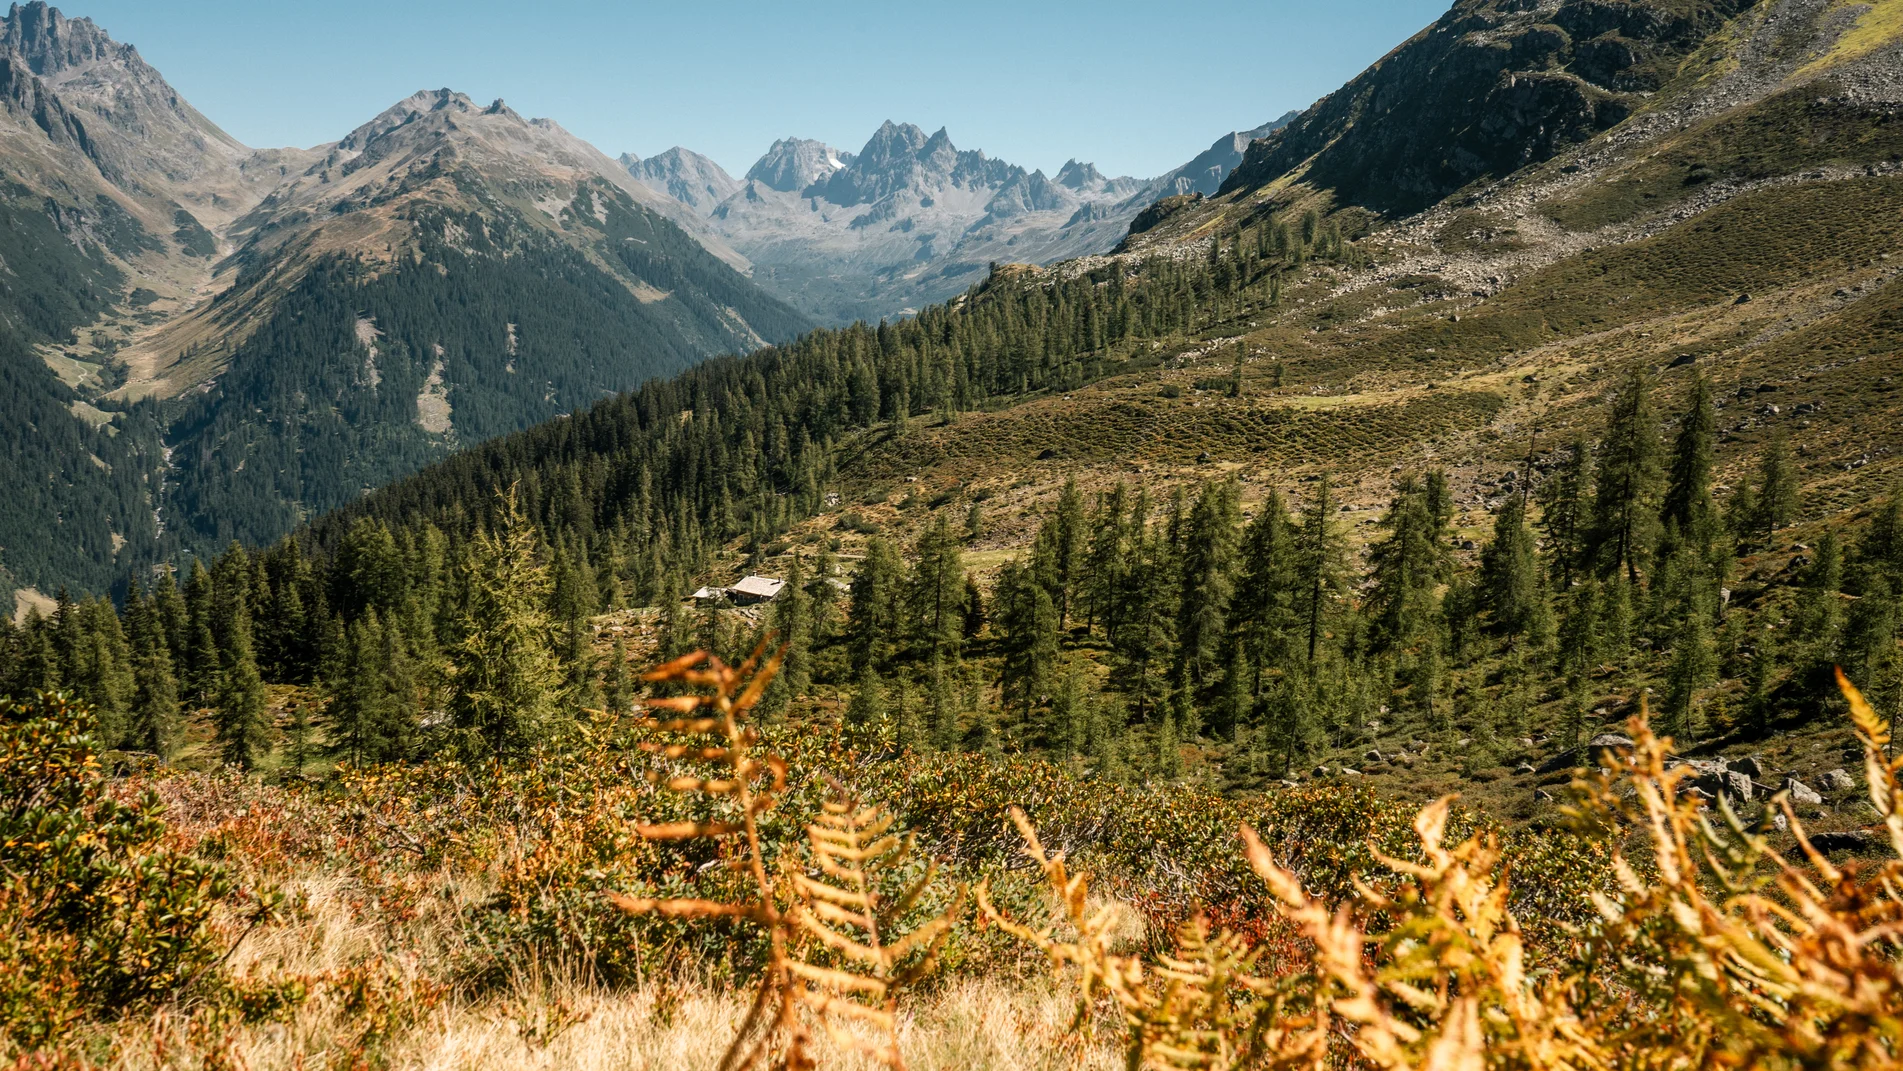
[0,7,808,609]
[17,0,1903,1065]
[8,0,1887,807]
[626,116,1295,323]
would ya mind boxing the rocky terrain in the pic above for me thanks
[627,115,1298,323]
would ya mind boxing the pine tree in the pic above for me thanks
[1592,369,1665,582]
[996,560,1059,730]
[1366,474,1448,655]
[183,559,219,704]
[123,581,182,759]
[1662,579,1716,743]
[1477,494,1549,646]
[451,491,565,758]
[1792,532,1846,681]
[848,537,906,675]
[210,555,271,770]
[906,516,965,662]
[1749,433,1801,547]
[1662,374,1720,563]
[845,668,886,747]
[602,635,632,716]
[1744,625,1780,738]
[1175,478,1241,703]
[1537,436,1594,590]
[1297,476,1349,672]
[1051,477,1086,628]
[928,656,960,752]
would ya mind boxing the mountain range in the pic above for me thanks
[0,0,1302,610]
[0,2,819,608]
[623,113,1297,322]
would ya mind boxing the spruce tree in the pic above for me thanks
[1592,369,1665,582]
[1297,476,1349,672]
[123,581,182,759]
[1750,433,1800,547]
[1537,436,1594,590]
[450,492,565,758]
[210,563,271,771]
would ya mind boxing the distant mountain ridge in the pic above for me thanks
[625,115,1297,322]
[0,4,810,608]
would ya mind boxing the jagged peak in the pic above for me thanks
[746,136,851,192]
[1,2,131,77]
[1055,159,1106,189]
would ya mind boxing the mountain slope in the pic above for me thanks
[0,6,812,606]
[303,0,1903,814]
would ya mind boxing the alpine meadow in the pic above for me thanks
[14,0,1903,1066]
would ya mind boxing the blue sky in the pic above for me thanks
[69,0,1450,180]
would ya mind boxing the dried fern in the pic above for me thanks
[978,805,1284,1070]
[787,791,966,1067]
[612,646,960,1071]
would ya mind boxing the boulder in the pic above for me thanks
[1732,755,1765,778]
[1822,768,1857,792]
[1313,765,1331,779]
[1589,733,1635,752]
[1339,767,1363,777]
[1515,762,1536,775]
[1724,771,1755,802]
[1783,777,1823,807]
[1804,830,1873,855]
[1364,748,1384,764]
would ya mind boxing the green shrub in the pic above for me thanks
[0,692,231,1054]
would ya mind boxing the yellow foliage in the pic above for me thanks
[611,645,963,1071]
[984,670,1903,1070]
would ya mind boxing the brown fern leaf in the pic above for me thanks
[983,805,1289,1070]
[786,790,966,1069]
[611,643,817,1071]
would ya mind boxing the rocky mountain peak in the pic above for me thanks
[744,136,851,193]
[855,120,933,172]
[626,145,740,216]
[1055,159,1105,190]
[2,2,126,78]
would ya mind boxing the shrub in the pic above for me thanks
[0,692,231,1055]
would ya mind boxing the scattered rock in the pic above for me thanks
[1313,765,1330,779]
[1724,771,1755,802]
[1732,755,1765,778]
[1822,768,1857,792]
[1770,811,1789,833]
[1589,733,1634,751]
[1517,737,1535,750]
[1338,767,1363,777]
[1364,748,1384,764]
[1515,762,1536,775]
[1803,830,1873,855]
[1783,777,1823,807]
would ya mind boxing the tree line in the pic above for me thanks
[6,364,1894,788]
